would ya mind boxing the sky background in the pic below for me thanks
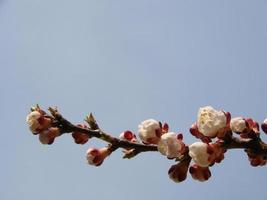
[1,0,267,199]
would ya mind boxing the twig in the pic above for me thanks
[48,107,267,158]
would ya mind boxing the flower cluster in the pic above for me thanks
[26,105,267,183]
[26,106,60,144]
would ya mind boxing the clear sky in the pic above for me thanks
[1,0,267,199]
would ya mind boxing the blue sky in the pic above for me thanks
[1,0,267,199]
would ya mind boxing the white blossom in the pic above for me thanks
[158,132,184,158]
[197,106,226,137]
[26,111,42,133]
[230,117,246,133]
[189,142,210,167]
[138,119,161,144]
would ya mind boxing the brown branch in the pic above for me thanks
[49,108,158,156]
[48,107,267,158]
[222,136,267,157]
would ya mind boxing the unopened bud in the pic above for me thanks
[189,164,211,182]
[86,147,110,166]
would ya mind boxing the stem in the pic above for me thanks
[48,107,267,158]
[49,108,158,155]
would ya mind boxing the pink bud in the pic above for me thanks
[162,123,169,133]
[189,123,200,137]
[86,147,110,166]
[224,111,231,126]
[240,118,260,138]
[261,119,267,134]
[168,159,191,183]
[247,151,267,167]
[39,127,60,145]
[189,164,211,182]
[246,118,259,133]
[208,142,226,164]
[119,130,137,142]
[72,124,90,144]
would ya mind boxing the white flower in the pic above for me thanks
[264,118,267,124]
[26,111,42,133]
[158,132,184,158]
[189,142,210,167]
[230,117,246,133]
[197,106,226,137]
[138,119,161,144]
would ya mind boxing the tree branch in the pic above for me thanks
[49,107,158,156]
[48,107,267,158]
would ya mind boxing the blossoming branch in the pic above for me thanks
[26,105,267,182]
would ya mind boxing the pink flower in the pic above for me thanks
[189,164,211,182]
[39,127,60,145]
[157,132,185,158]
[86,147,110,166]
[168,159,191,183]
[138,119,162,144]
[26,110,52,134]
[72,124,90,144]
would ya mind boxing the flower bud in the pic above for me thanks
[230,117,246,133]
[72,124,90,144]
[119,130,137,142]
[246,118,259,133]
[189,164,211,182]
[138,119,161,144]
[247,150,267,167]
[261,118,267,134]
[39,127,60,145]
[197,106,227,138]
[157,132,185,158]
[249,156,267,167]
[26,111,52,134]
[208,142,226,164]
[86,147,110,166]
[168,159,191,183]
[189,123,212,143]
[190,123,201,137]
[161,123,169,133]
[189,142,210,167]
[240,118,259,138]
